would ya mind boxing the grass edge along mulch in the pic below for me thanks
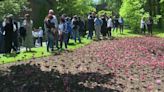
[0,28,163,64]
[0,38,92,64]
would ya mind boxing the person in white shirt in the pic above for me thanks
[107,16,113,38]
[38,27,43,46]
[32,28,39,46]
[140,17,146,34]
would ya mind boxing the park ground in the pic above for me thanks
[0,29,164,92]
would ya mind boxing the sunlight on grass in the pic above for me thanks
[0,38,92,64]
[112,29,141,38]
[112,29,164,38]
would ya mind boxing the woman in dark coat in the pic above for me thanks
[101,15,107,38]
[3,16,14,53]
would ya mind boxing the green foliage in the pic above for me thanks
[0,0,27,20]
[55,0,95,16]
[120,0,148,30]
[97,0,122,14]
[98,10,112,17]
[30,0,95,27]
[161,0,164,15]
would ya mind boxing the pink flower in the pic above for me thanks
[156,79,161,85]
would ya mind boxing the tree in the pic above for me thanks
[120,0,148,31]
[145,0,162,28]
[0,0,28,20]
[97,0,122,15]
[98,10,112,17]
[28,0,95,27]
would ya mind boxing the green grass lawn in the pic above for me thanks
[0,38,92,64]
[112,29,141,38]
[112,28,164,38]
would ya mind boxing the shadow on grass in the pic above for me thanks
[127,28,164,36]
[0,64,120,92]
[3,53,18,58]
[23,51,37,54]
[127,31,140,35]
[68,42,76,46]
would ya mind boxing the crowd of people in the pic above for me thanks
[0,10,154,54]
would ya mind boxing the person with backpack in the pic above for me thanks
[94,15,102,40]
[58,18,68,49]
[23,14,34,52]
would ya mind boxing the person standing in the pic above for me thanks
[3,15,14,53]
[0,22,5,53]
[65,17,73,44]
[23,14,34,51]
[78,17,85,37]
[119,16,124,34]
[101,15,107,39]
[87,13,94,39]
[140,17,146,35]
[44,14,55,52]
[32,28,39,47]
[107,16,113,38]
[12,20,20,54]
[72,15,81,43]
[113,16,119,32]
[58,18,68,49]
[48,9,59,49]
[94,15,102,40]
[38,27,43,47]
[146,16,153,36]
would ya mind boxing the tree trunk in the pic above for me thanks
[157,0,162,28]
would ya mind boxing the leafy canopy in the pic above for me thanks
[0,0,27,20]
